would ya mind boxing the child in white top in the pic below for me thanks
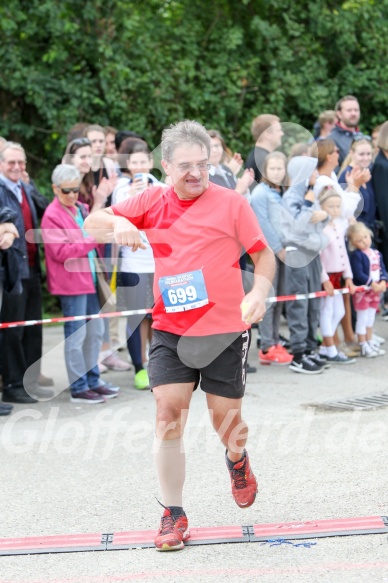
[112,140,164,389]
[318,188,356,364]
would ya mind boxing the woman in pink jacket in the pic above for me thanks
[41,164,119,404]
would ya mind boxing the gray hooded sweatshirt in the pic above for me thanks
[281,156,329,268]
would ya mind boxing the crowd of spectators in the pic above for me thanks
[1,95,388,413]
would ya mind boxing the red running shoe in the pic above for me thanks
[226,450,258,508]
[154,507,190,551]
[259,345,292,365]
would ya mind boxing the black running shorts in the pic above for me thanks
[148,329,251,399]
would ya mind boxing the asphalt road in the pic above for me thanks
[1,316,388,583]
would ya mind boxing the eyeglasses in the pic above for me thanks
[68,138,92,154]
[59,187,80,195]
[71,138,92,146]
[172,161,211,173]
[352,135,372,144]
[6,160,26,167]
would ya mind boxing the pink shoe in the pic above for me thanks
[102,353,131,371]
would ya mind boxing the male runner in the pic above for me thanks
[84,120,275,551]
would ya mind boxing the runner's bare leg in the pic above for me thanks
[206,394,248,462]
[153,383,194,506]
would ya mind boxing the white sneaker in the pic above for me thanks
[368,341,385,356]
[360,342,378,358]
[372,333,385,345]
[102,352,131,371]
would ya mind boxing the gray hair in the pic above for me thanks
[52,164,81,185]
[0,141,25,162]
[161,120,211,162]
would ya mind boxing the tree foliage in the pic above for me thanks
[1,0,387,187]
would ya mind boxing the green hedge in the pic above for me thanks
[1,0,387,191]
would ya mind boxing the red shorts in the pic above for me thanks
[325,272,343,290]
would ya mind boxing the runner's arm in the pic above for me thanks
[240,246,276,324]
[84,207,146,251]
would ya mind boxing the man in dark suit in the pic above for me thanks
[0,142,53,403]
[0,207,19,415]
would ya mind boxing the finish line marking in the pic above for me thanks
[1,515,387,556]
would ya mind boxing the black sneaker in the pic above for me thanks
[289,355,323,375]
[0,404,13,416]
[246,363,257,374]
[306,352,331,369]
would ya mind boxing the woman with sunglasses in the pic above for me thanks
[338,137,376,234]
[64,138,116,212]
[83,124,118,200]
[41,164,121,404]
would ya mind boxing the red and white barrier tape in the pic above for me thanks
[268,285,368,304]
[0,286,369,329]
[0,309,152,329]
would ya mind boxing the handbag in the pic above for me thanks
[95,257,116,313]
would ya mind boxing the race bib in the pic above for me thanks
[158,269,209,313]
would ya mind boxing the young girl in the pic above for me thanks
[250,152,292,365]
[347,222,387,357]
[318,187,356,364]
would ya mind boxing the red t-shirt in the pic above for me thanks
[112,183,267,336]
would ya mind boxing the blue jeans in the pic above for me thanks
[120,271,144,367]
[59,293,104,394]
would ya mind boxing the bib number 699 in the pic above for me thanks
[167,285,197,305]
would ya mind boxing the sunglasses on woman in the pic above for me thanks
[59,187,80,194]
[352,135,372,144]
[68,138,92,154]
